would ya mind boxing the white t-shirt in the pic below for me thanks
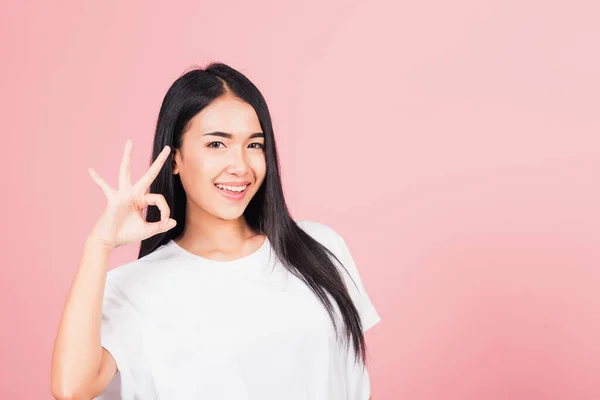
[95,220,381,400]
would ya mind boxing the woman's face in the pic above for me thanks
[172,94,266,221]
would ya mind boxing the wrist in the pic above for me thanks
[85,234,116,252]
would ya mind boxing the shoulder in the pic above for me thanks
[295,219,344,247]
[295,219,352,264]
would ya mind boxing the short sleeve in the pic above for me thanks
[334,236,382,333]
[94,276,143,400]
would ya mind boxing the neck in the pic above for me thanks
[175,200,258,253]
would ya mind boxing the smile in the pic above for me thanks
[215,183,248,192]
[214,183,250,201]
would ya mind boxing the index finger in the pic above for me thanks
[134,145,171,192]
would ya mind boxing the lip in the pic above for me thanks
[215,181,251,186]
[214,182,250,201]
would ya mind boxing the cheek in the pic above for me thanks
[189,150,221,177]
[250,155,267,181]
[180,154,218,188]
[196,158,217,178]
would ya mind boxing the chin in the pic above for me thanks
[213,208,247,221]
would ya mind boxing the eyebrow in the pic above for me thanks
[202,131,264,139]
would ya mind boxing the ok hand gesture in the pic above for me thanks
[88,139,177,249]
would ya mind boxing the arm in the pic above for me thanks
[50,236,117,399]
[51,140,175,399]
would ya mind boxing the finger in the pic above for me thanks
[134,145,171,192]
[88,168,114,197]
[146,218,177,236]
[118,139,133,189]
[144,193,171,223]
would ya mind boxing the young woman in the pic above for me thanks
[51,63,381,400]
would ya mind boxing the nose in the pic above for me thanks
[226,145,249,175]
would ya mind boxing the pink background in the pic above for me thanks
[2,0,599,398]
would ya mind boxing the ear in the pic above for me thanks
[172,149,180,175]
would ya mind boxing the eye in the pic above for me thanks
[248,142,264,149]
[207,141,225,148]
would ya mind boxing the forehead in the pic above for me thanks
[188,95,261,135]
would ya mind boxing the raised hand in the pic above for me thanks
[88,139,177,249]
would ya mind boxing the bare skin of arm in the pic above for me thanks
[50,140,175,399]
[50,237,118,399]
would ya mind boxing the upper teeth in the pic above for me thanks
[216,184,247,192]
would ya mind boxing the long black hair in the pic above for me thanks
[138,62,369,365]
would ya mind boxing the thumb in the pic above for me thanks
[148,218,177,235]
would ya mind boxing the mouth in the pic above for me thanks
[214,183,250,201]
